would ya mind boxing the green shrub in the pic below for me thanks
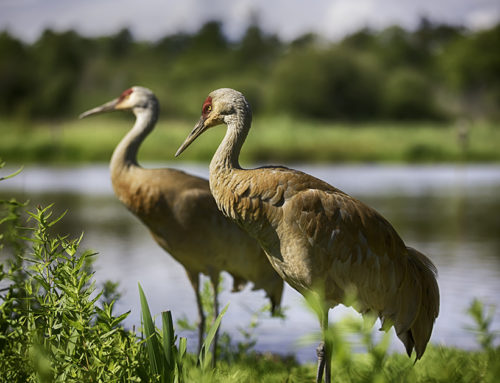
[381,68,443,120]
[267,47,383,119]
[0,203,144,382]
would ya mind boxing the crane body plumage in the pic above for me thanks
[110,164,280,300]
[212,165,438,358]
[176,88,440,382]
[79,86,284,358]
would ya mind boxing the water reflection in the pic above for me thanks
[1,164,500,362]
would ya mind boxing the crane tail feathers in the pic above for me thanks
[395,247,440,360]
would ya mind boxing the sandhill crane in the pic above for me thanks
[175,88,440,383]
[79,86,284,360]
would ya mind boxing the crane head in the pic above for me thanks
[176,88,251,157]
[79,86,156,119]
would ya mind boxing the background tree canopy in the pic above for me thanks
[0,18,499,121]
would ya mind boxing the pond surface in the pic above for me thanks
[2,163,500,362]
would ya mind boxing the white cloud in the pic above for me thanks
[465,7,500,30]
[323,0,378,39]
[0,0,498,42]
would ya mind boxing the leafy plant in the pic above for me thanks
[139,283,187,383]
[467,298,498,351]
[0,202,143,382]
[139,282,228,382]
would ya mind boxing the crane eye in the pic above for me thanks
[202,104,212,116]
[202,96,213,116]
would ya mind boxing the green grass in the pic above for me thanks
[1,116,499,164]
[187,345,500,383]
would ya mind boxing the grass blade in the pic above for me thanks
[199,303,229,371]
[138,283,164,378]
[162,310,175,380]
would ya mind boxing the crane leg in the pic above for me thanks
[316,341,325,382]
[210,274,220,368]
[187,272,205,355]
[316,309,331,383]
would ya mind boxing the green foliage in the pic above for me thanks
[218,302,284,363]
[267,46,383,119]
[30,30,87,118]
[0,32,34,118]
[175,277,222,343]
[139,282,229,382]
[0,191,143,381]
[441,24,500,118]
[176,277,288,365]
[138,284,187,383]
[1,19,499,121]
[381,68,443,120]
[300,287,500,383]
[0,163,142,382]
[467,299,498,352]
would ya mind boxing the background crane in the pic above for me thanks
[175,88,440,383]
[79,86,284,361]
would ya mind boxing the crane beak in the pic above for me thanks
[175,116,207,157]
[79,98,119,119]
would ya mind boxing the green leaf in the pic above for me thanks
[199,303,229,371]
[138,283,164,377]
[161,311,175,382]
[178,337,187,359]
[0,165,23,182]
[48,210,67,227]
[162,311,175,369]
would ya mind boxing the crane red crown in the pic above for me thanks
[119,88,134,102]
[202,96,212,117]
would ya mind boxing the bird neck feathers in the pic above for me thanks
[209,104,251,173]
[111,106,158,173]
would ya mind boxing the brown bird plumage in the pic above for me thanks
[176,88,440,382]
[79,86,284,358]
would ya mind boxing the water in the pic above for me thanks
[2,163,500,362]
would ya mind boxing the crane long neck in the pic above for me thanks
[110,104,158,174]
[210,110,251,174]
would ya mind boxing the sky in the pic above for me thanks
[1,0,499,43]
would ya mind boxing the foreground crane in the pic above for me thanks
[79,86,283,360]
[175,88,440,382]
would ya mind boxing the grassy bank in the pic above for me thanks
[1,117,499,164]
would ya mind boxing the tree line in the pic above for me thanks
[0,18,499,122]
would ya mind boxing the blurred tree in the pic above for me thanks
[155,32,191,60]
[414,18,464,57]
[381,68,442,120]
[376,26,424,69]
[235,22,282,67]
[441,23,500,118]
[190,21,228,54]
[0,19,498,122]
[0,32,33,117]
[268,46,382,119]
[341,28,377,51]
[108,28,133,58]
[31,29,86,117]
[290,32,320,50]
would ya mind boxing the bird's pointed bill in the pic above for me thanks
[175,116,207,157]
[79,98,120,119]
